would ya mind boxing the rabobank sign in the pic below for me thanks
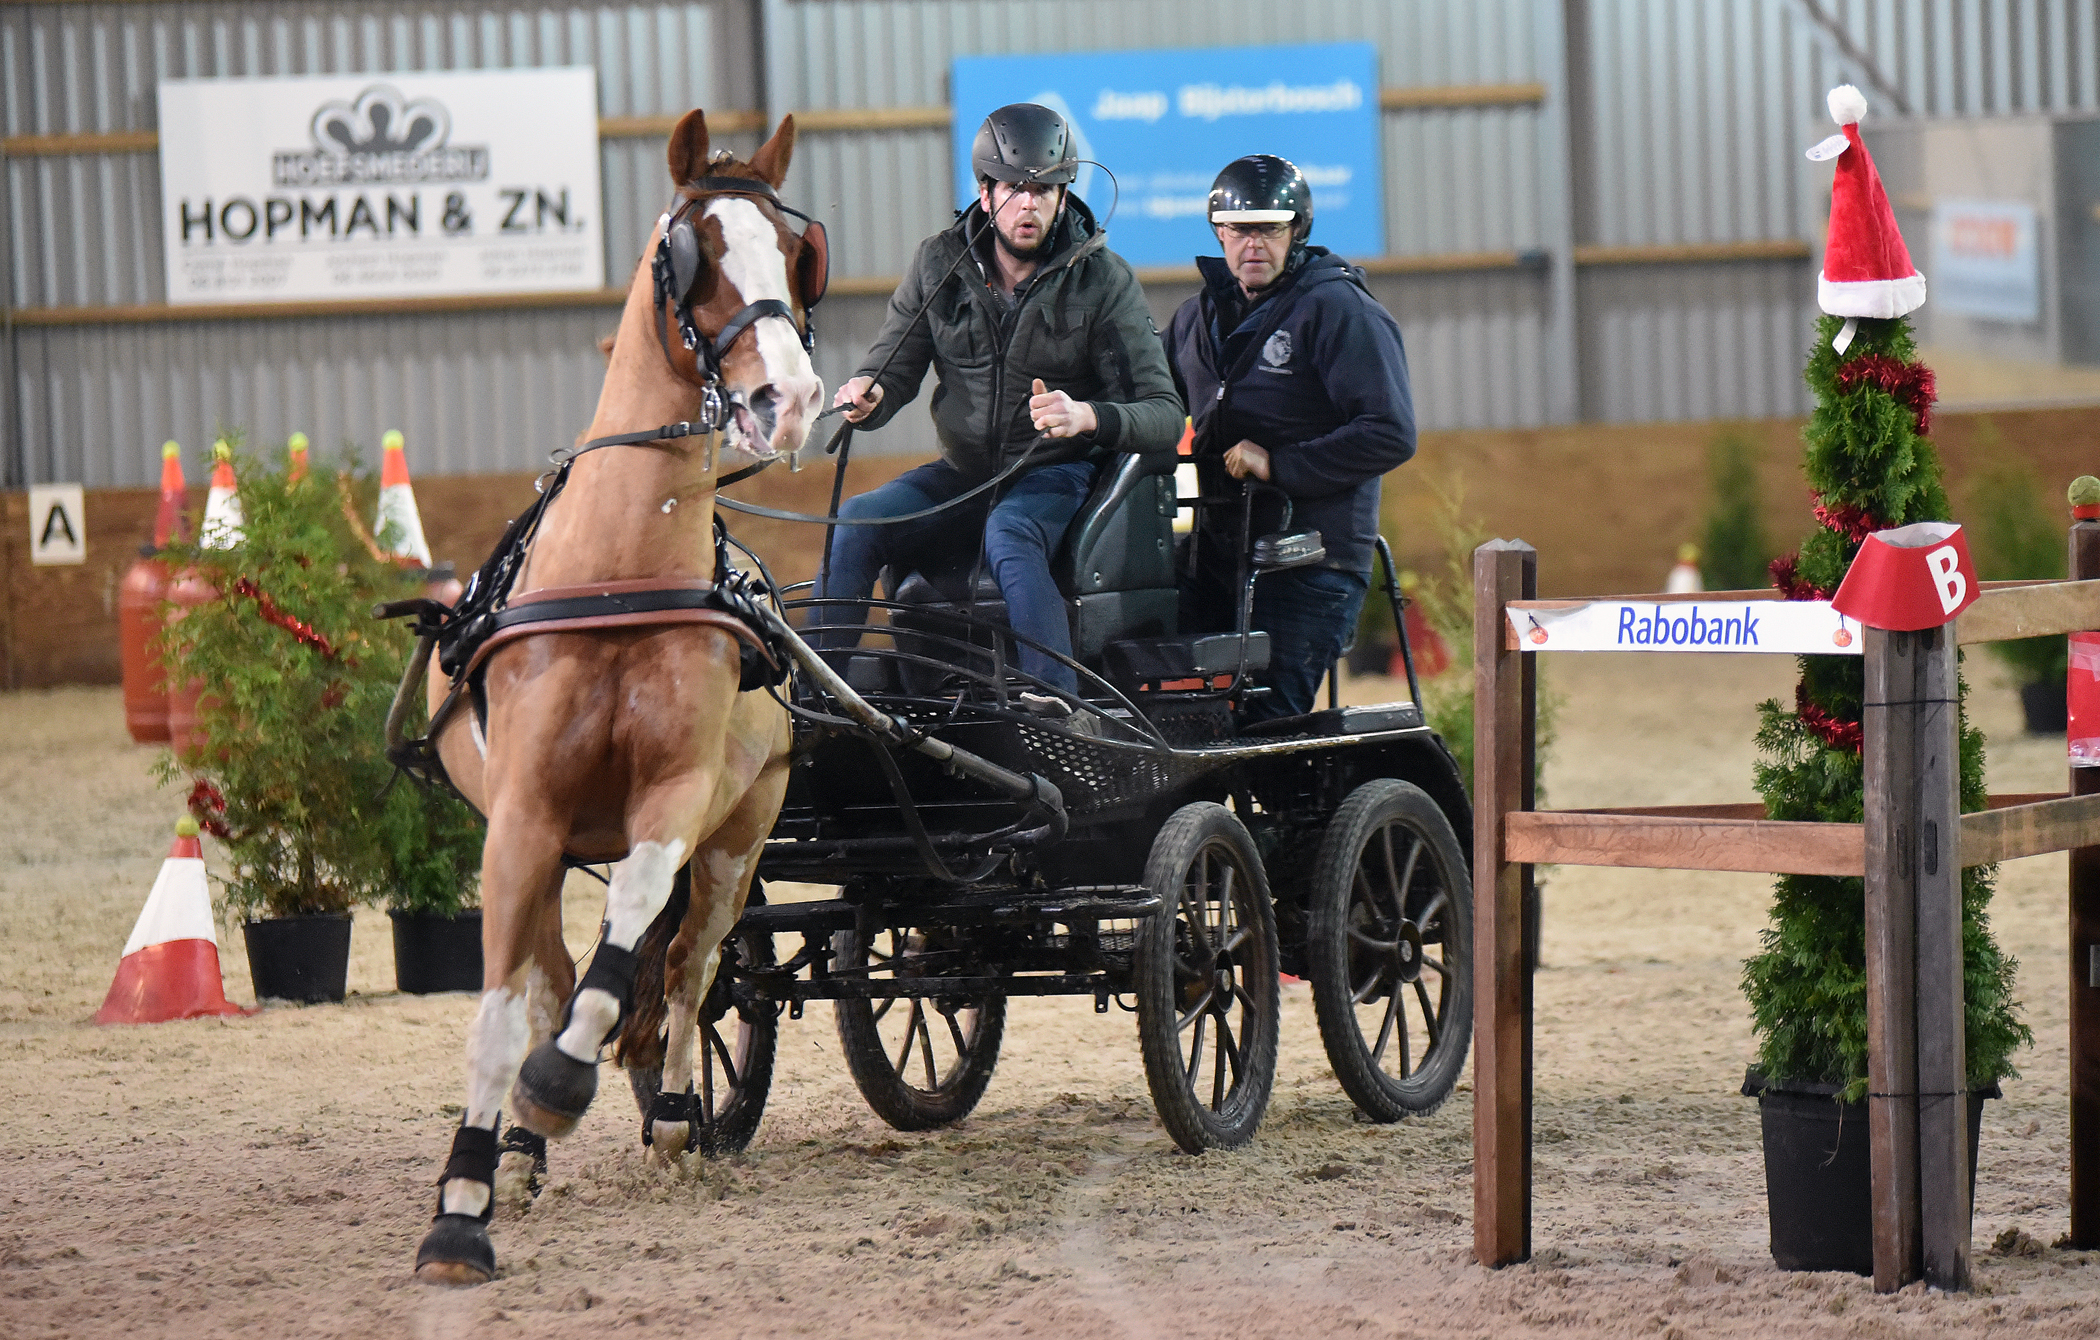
[1507,599,1863,656]
[951,43,1382,268]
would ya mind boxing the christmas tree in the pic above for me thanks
[1741,88,2028,1100]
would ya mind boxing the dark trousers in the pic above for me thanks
[1180,561,1369,722]
[810,459,1098,694]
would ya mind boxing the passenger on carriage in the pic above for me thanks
[815,102,1183,712]
[1163,155,1418,722]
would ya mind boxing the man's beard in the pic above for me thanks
[995,218,1051,262]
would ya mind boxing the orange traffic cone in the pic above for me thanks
[375,429,433,567]
[94,817,250,1025]
[199,439,243,549]
[153,439,190,547]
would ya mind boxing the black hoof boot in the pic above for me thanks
[415,1214,495,1286]
[642,1085,701,1155]
[512,1039,598,1138]
[513,942,639,1138]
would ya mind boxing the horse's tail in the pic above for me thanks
[611,866,691,1071]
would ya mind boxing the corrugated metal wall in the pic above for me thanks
[8,0,2100,487]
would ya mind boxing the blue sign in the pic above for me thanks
[950,42,1384,268]
[1932,199,2041,323]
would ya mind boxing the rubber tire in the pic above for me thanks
[626,929,778,1156]
[833,927,1007,1131]
[1306,779,1473,1122]
[1133,802,1280,1153]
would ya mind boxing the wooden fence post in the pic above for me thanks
[1863,623,1968,1291]
[2071,514,2100,1247]
[1473,539,1536,1267]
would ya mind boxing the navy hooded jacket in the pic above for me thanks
[1163,246,1416,577]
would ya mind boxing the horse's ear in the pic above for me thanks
[666,109,710,187]
[748,114,797,189]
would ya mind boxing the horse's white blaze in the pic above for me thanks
[708,197,822,453]
[556,839,687,1062]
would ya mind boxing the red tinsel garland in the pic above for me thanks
[1835,352,1936,436]
[186,778,233,839]
[1795,682,1863,753]
[1768,554,1831,602]
[1811,493,1880,543]
[229,576,340,661]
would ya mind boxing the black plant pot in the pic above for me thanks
[2021,679,2069,734]
[389,909,484,995]
[243,914,352,1004]
[1745,1070,1993,1274]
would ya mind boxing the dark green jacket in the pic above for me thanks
[852,197,1184,481]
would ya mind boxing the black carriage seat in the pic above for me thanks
[887,451,1183,669]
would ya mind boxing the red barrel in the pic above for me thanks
[119,551,173,743]
[164,569,219,761]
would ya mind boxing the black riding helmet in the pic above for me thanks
[1208,154,1314,243]
[971,103,1080,186]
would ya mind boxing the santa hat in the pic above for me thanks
[1812,85,1925,322]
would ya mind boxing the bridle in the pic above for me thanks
[649,173,829,427]
[562,171,829,469]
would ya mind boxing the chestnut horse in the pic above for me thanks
[412,111,823,1285]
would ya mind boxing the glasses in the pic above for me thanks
[1218,221,1291,240]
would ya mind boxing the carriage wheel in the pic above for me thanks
[1306,779,1473,1122]
[833,926,1006,1131]
[1133,802,1280,1153]
[626,927,778,1156]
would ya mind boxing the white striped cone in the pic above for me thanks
[199,440,244,550]
[374,429,433,567]
[94,818,249,1025]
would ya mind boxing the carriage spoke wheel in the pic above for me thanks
[833,925,1006,1131]
[627,928,778,1157]
[1133,802,1280,1153]
[1306,779,1472,1122]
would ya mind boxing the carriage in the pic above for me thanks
[647,447,1477,1155]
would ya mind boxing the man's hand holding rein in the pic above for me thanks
[834,375,884,423]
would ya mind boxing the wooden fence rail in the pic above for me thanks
[1472,522,2100,1292]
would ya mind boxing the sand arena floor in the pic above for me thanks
[2,657,2097,1338]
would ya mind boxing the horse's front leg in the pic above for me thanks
[415,817,566,1286]
[512,802,698,1138]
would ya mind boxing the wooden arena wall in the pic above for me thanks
[4,405,2098,690]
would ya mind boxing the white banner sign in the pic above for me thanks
[158,68,604,304]
[1507,600,1862,655]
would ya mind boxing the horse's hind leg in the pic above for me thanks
[496,902,575,1204]
[647,769,782,1156]
[415,819,566,1286]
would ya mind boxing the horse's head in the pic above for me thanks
[654,111,827,465]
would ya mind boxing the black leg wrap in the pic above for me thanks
[499,1124,548,1178]
[641,1085,700,1153]
[572,938,641,1035]
[436,1123,500,1222]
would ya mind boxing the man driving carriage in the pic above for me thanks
[1164,155,1417,721]
[817,102,1183,709]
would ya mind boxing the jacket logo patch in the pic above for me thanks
[1260,330,1292,373]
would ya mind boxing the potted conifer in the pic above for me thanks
[157,438,429,1003]
[1742,87,2028,1273]
[380,785,486,994]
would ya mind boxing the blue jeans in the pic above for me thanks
[1181,562,1369,722]
[811,459,1098,694]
